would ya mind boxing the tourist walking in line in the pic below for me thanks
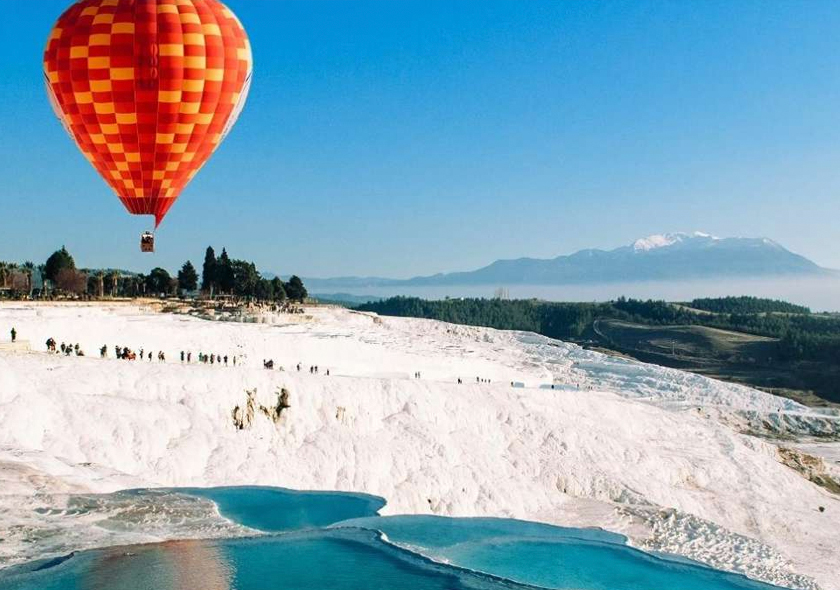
[10,327,16,343]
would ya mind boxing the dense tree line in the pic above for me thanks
[198,246,307,302]
[357,296,840,363]
[689,296,811,315]
[357,297,614,340]
[0,246,308,303]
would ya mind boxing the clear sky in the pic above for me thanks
[1,0,839,278]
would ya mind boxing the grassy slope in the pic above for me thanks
[592,319,840,407]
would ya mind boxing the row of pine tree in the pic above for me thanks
[0,246,307,303]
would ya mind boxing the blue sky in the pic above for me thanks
[1,0,839,277]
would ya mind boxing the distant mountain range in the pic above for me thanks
[305,232,834,290]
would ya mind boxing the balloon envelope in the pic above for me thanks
[44,0,253,227]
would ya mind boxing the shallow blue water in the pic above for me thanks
[341,515,776,590]
[0,487,785,590]
[180,486,385,532]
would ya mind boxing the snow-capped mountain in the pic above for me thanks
[632,231,719,252]
[305,233,830,288]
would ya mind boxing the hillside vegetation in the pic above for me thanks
[357,296,840,405]
[687,296,811,315]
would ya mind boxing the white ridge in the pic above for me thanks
[0,303,837,590]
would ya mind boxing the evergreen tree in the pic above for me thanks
[217,248,235,294]
[201,247,217,295]
[231,259,259,297]
[178,261,199,293]
[285,275,308,303]
[255,278,274,301]
[271,277,286,302]
[146,267,173,295]
[44,246,75,284]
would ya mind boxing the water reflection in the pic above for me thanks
[87,541,233,590]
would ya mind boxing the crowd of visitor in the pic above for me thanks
[44,337,86,357]
[3,328,578,390]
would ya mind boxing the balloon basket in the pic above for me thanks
[140,232,155,253]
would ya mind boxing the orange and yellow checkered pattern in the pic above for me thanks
[44,0,253,227]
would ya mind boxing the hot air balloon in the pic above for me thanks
[44,0,253,252]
